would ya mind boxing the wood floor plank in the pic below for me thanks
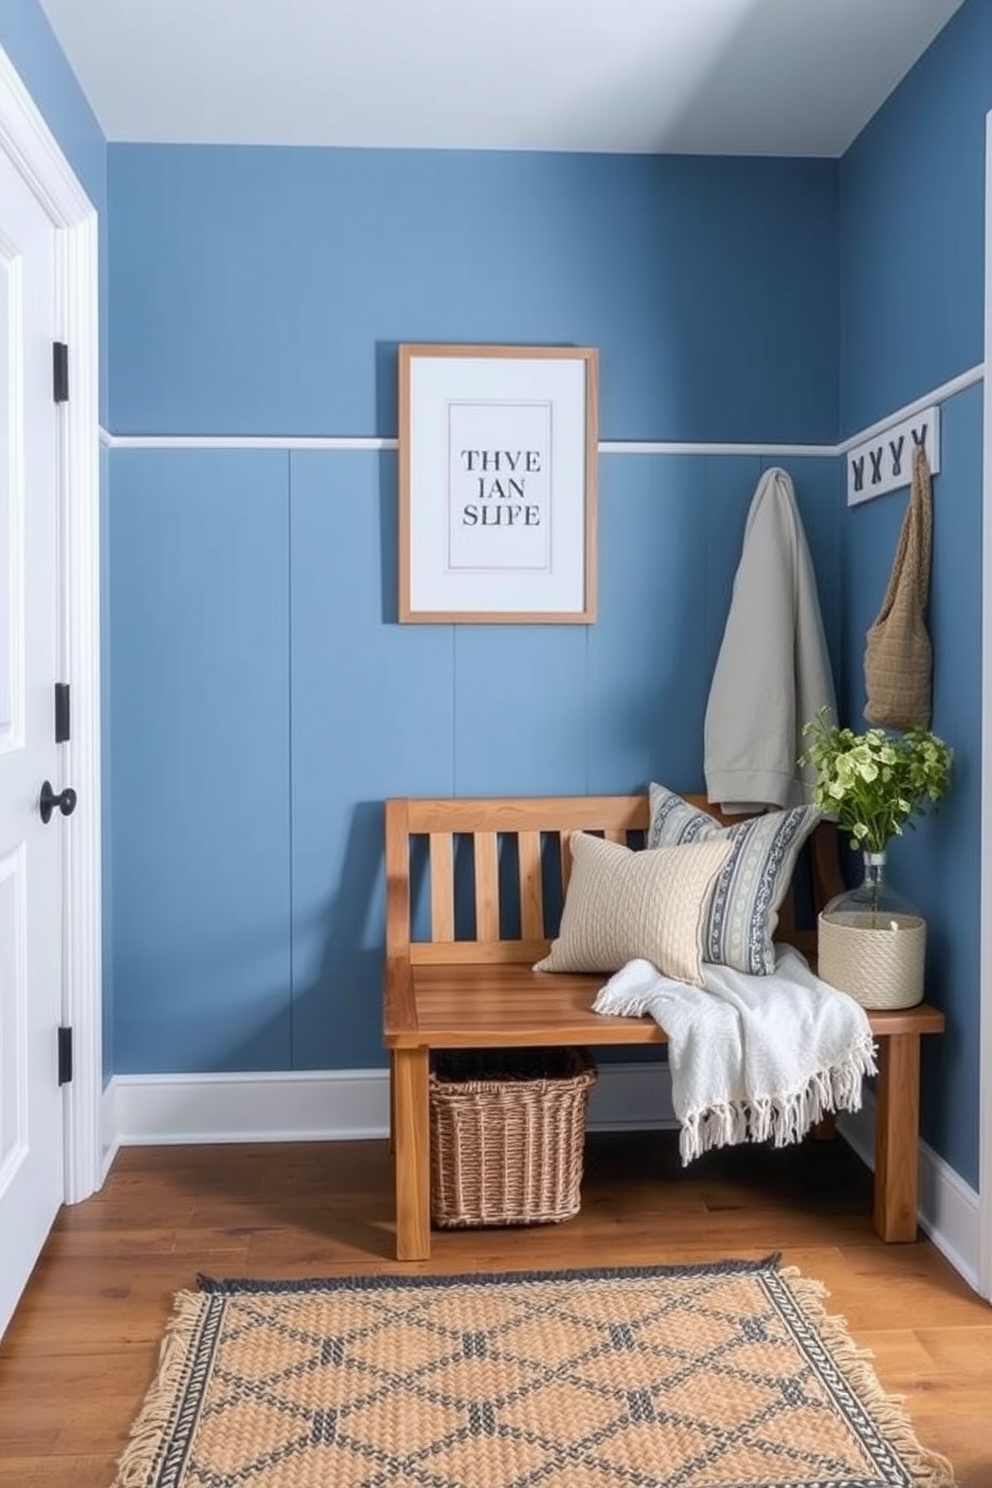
[0,1455,119,1488]
[0,1132,988,1485]
[914,1325,992,1368]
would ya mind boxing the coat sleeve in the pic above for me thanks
[703,468,836,813]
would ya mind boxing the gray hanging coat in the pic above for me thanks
[704,467,837,813]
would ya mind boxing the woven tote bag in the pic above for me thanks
[863,444,933,728]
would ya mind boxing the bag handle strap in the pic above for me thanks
[871,444,932,625]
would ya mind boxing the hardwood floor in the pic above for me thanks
[0,1131,989,1486]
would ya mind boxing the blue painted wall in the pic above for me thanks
[838,0,991,1185]
[839,1,989,435]
[108,147,838,444]
[109,451,293,1071]
[0,0,108,420]
[109,444,841,1073]
[105,145,842,1072]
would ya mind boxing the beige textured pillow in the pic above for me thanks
[534,832,732,987]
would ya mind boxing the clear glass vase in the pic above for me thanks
[827,851,920,928]
[818,849,926,1009]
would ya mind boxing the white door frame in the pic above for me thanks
[0,45,101,1204]
[981,108,992,1300]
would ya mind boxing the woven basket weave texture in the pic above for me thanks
[429,1048,597,1229]
[818,912,926,1009]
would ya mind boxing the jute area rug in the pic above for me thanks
[112,1258,954,1488]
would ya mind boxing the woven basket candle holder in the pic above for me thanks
[818,910,926,1010]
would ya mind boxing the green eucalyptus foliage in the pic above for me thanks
[798,708,952,853]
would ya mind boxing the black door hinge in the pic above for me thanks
[55,683,70,744]
[52,342,69,404]
[58,1026,73,1086]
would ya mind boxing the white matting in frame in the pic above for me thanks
[399,344,598,623]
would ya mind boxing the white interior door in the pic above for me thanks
[0,140,67,1339]
[983,109,992,1303]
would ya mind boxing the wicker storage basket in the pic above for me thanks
[818,911,926,1009]
[429,1048,597,1229]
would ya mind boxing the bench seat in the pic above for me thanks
[388,962,946,1049]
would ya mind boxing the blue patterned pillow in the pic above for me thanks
[647,784,820,976]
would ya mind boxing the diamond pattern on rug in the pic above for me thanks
[112,1261,956,1488]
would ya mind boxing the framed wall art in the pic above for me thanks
[398,344,598,623]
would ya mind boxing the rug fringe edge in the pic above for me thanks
[780,1267,957,1487]
[109,1290,205,1488]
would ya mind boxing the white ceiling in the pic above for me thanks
[40,0,966,157]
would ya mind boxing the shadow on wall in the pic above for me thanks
[376,340,398,445]
[378,446,399,626]
[292,800,389,1072]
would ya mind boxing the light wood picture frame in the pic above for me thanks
[398,344,598,623]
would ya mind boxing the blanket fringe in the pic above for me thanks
[109,1290,205,1488]
[591,988,653,1019]
[780,1268,957,1486]
[679,1034,877,1164]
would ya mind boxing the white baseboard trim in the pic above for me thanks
[102,1068,980,1292]
[587,1061,677,1130]
[107,1069,391,1146]
[102,1062,677,1150]
[839,1094,982,1295]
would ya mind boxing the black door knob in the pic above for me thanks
[39,780,77,824]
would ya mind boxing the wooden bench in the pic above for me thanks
[383,794,946,1261]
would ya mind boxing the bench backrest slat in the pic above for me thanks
[429,833,455,943]
[474,832,500,941]
[410,940,552,966]
[560,832,572,899]
[518,830,544,941]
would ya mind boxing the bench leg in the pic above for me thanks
[874,1033,921,1242]
[388,1050,395,1155]
[393,1046,431,1260]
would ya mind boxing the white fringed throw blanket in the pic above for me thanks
[593,946,877,1163]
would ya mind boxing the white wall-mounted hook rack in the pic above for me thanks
[846,406,940,506]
